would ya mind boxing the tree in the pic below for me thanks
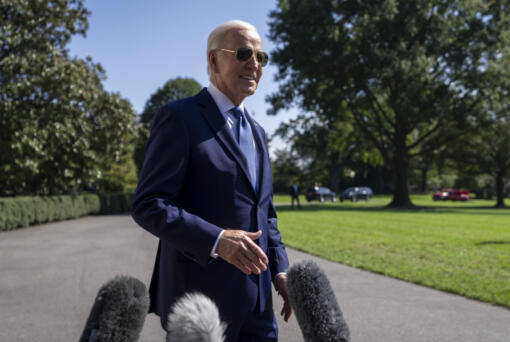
[134,77,201,174]
[274,109,382,193]
[481,41,510,207]
[140,77,202,124]
[446,35,510,207]
[270,148,303,193]
[267,0,510,207]
[448,118,510,207]
[456,96,510,207]
[474,122,510,207]
[0,0,136,195]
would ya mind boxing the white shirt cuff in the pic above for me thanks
[210,230,225,258]
[274,272,287,280]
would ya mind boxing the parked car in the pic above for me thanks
[305,186,337,202]
[432,189,449,201]
[432,189,470,201]
[340,187,373,202]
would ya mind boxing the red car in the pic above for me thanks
[433,189,470,201]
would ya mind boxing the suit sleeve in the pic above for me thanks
[131,105,223,267]
[261,131,289,279]
[267,198,290,280]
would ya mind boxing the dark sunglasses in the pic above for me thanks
[217,47,269,67]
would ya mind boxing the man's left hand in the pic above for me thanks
[274,273,293,322]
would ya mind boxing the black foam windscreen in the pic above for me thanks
[287,260,350,342]
[79,275,150,342]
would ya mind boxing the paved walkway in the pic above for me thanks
[1,215,509,341]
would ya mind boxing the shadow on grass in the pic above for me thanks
[275,203,510,215]
[475,240,510,246]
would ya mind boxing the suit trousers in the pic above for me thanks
[224,290,278,342]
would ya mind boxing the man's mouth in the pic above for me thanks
[240,76,255,81]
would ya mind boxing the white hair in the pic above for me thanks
[206,20,259,76]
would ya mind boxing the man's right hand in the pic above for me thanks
[216,230,269,275]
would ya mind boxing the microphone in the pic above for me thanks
[287,260,351,342]
[79,275,150,342]
[166,292,227,342]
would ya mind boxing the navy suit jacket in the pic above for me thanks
[132,88,289,326]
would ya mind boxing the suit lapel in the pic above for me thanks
[196,89,257,197]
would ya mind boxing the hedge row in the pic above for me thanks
[0,192,135,231]
[98,192,135,215]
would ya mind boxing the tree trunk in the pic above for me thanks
[329,152,342,193]
[420,167,428,193]
[495,169,507,208]
[387,130,415,208]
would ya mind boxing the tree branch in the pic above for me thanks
[407,119,442,151]
[363,85,395,128]
[346,99,391,165]
[408,128,470,158]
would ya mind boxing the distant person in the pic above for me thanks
[289,182,301,208]
[132,20,291,342]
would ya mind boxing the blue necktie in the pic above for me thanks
[231,107,258,192]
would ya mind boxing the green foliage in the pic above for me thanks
[271,149,303,193]
[442,28,510,205]
[0,191,136,231]
[460,119,510,206]
[273,109,383,192]
[133,123,150,177]
[95,134,139,193]
[98,192,134,215]
[268,0,510,207]
[0,0,137,195]
[442,79,510,205]
[0,0,90,54]
[471,174,496,199]
[0,194,100,231]
[140,77,202,124]
[134,77,201,174]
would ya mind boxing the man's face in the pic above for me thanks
[210,29,264,105]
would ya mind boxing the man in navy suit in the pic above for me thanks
[132,20,291,341]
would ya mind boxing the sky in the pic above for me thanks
[68,0,299,153]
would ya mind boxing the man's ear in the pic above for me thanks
[209,51,219,73]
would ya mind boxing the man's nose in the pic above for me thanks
[245,53,260,69]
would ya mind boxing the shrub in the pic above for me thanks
[0,194,101,231]
[98,192,134,215]
[0,192,136,231]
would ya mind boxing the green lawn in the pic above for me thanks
[274,194,510,308]
[274,193,306,204]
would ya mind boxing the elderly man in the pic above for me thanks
[132,20,291,341]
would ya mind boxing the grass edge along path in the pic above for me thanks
[275,195,510,309]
